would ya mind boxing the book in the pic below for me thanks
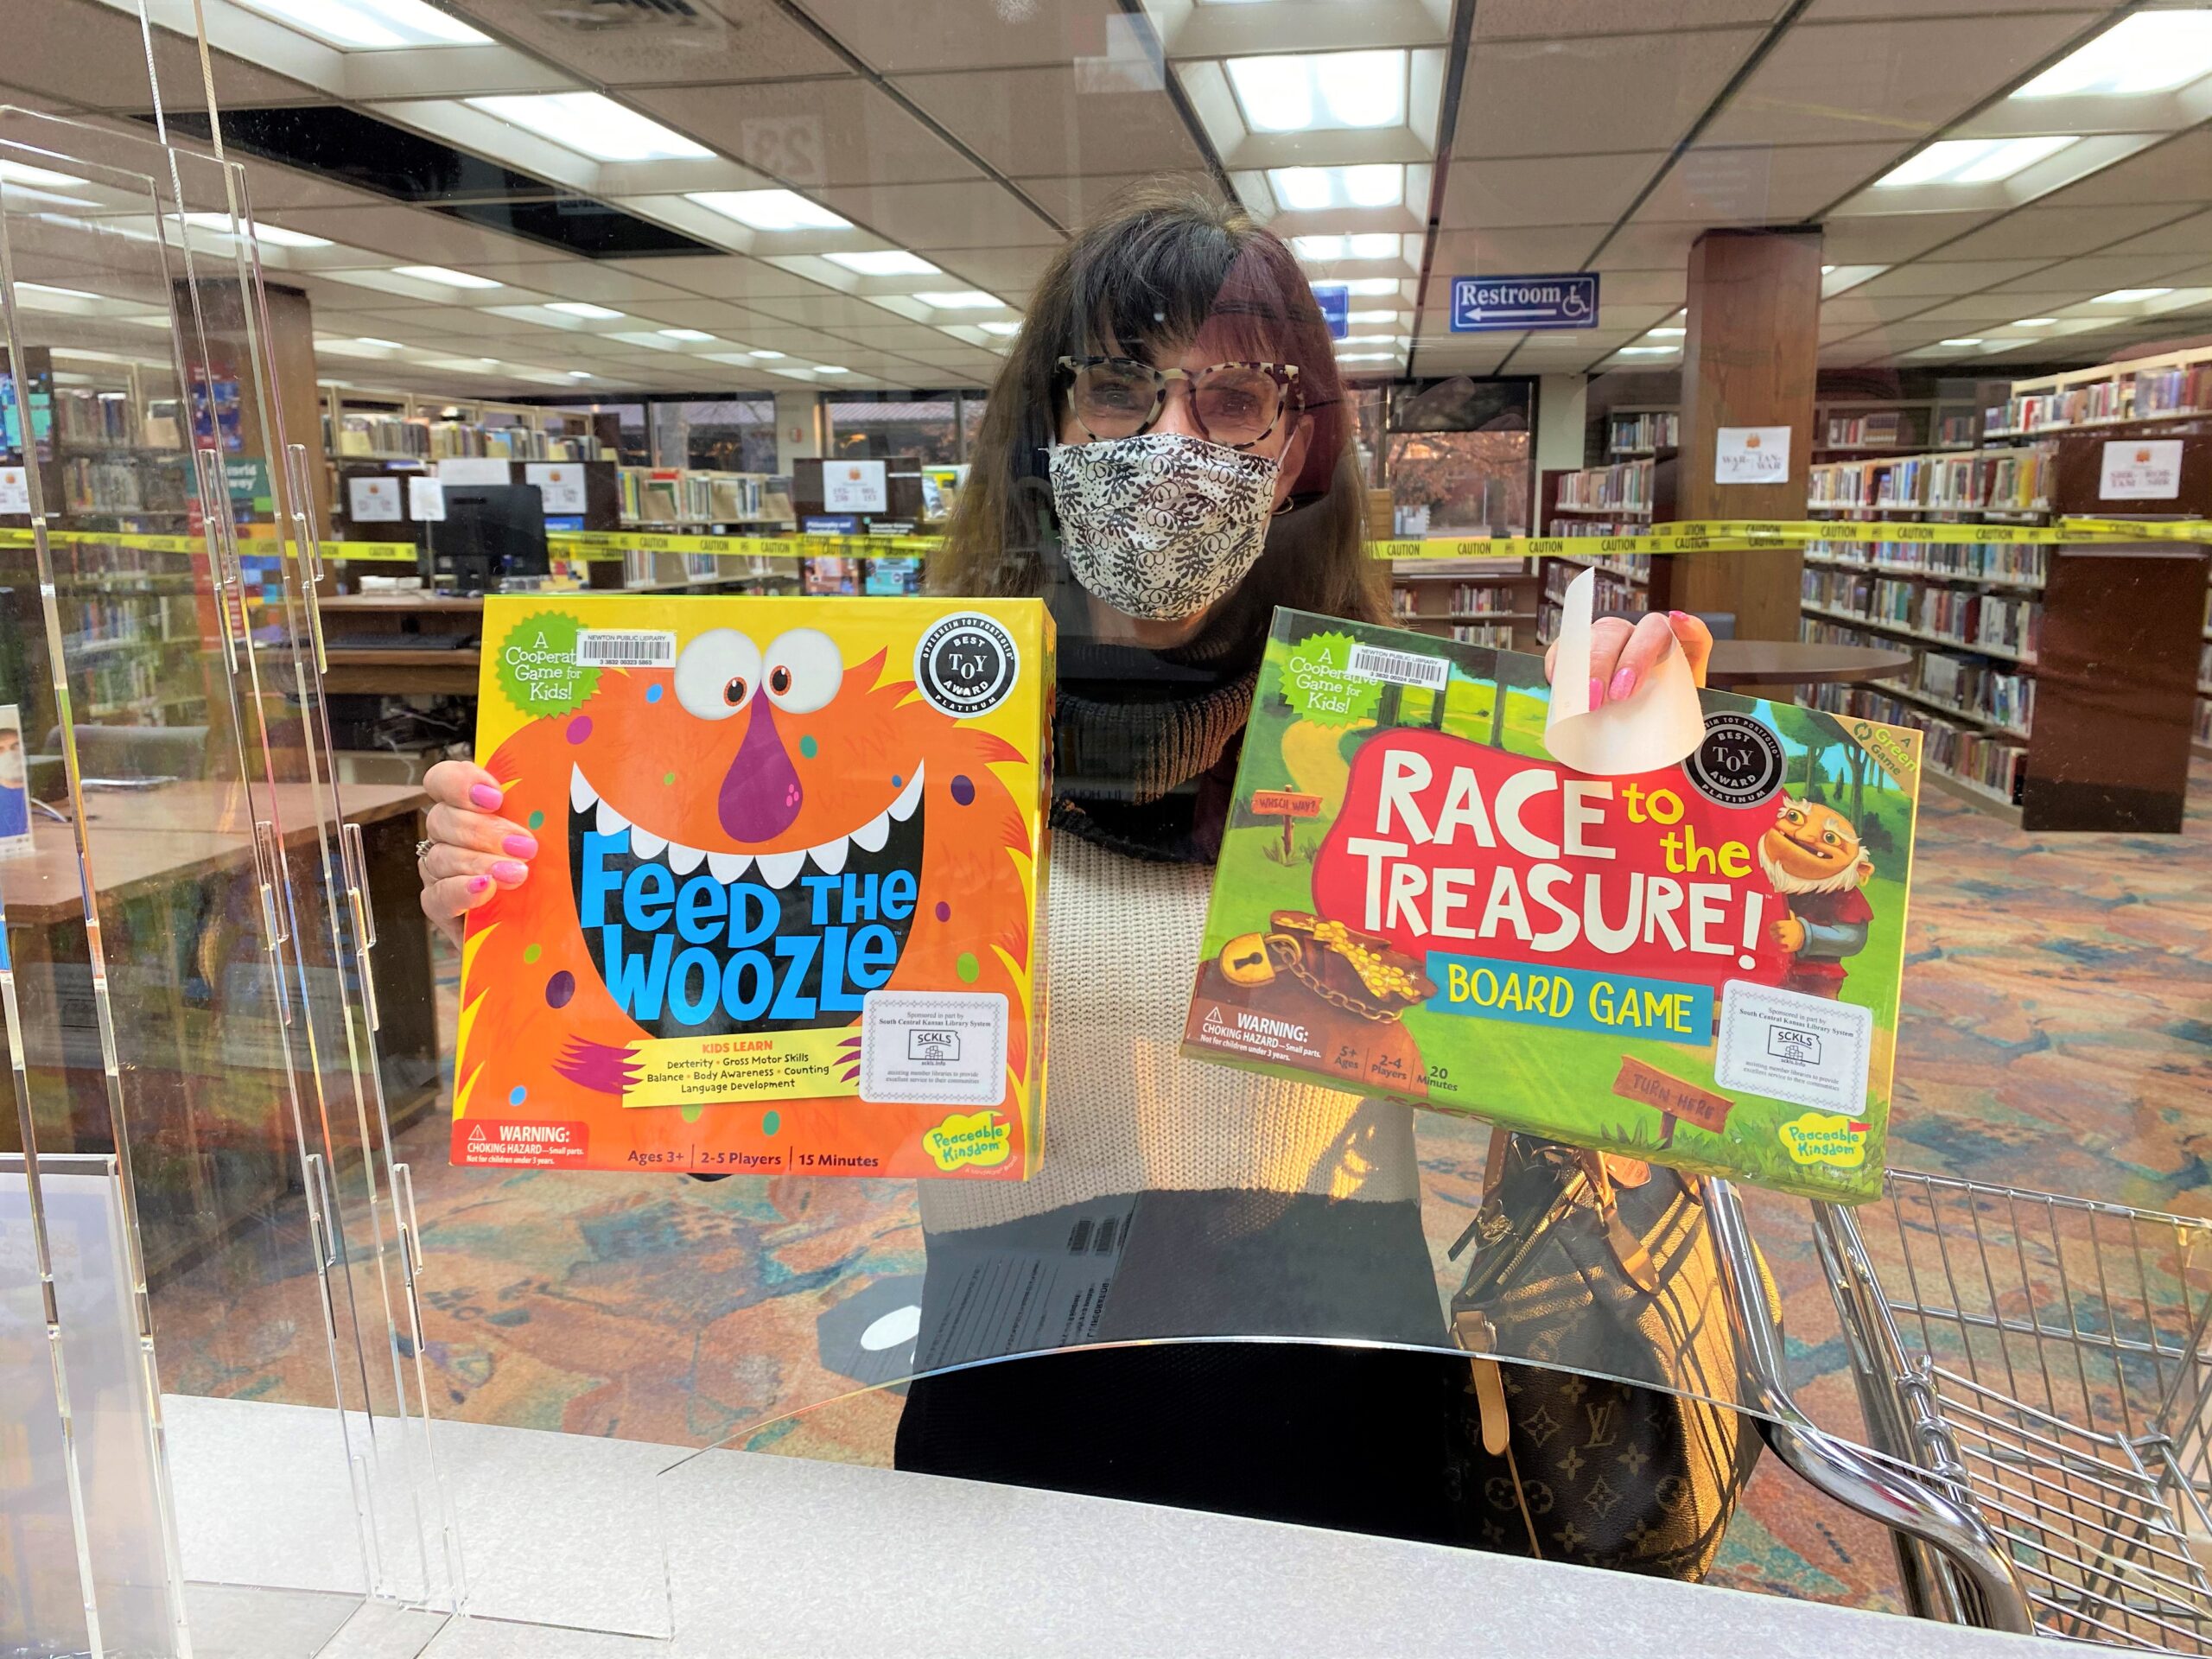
[453,596,1052,1179]
[1180,611,1923,1204]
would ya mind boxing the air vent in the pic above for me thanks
[532,0,705,29]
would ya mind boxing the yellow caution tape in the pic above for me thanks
[1377,517,2212,559]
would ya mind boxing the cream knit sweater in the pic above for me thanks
[920,833,1423,1234]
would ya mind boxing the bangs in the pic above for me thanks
[1061,219,1297,366]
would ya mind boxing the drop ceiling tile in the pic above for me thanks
[1475,0,1787,38]
[1584,221,1702,270]
[2025,131,2212,211]
[1634,143,1910,225]
[460,265,700,306]
[895,66,1203,178]
[1454,30,1763,160]
[797,0,1130,73]
[633,80,981,188]
[633,299,800,331]
[1005,174,1162,228]
[245,203,556,265]
[14,0,319,113]
[2094,212,2212,262]
[750,292,918,328]
[1930,205,2184,262]
[1702,14,2100,146]
[1853,259,2056,297]
[602,256,831,300]
[908,245,1056,296]
[1428,227,1609,273]
[1885,298,2044,327]
[1982,253,2201,295]
[1441,154,1664,230]
[815,180,1063,251]
[1580,270,1688,308]
[1808,0,2105,16]
[1819,211,2000,264]
[443,0,849,86]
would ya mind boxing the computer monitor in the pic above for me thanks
[429,483,550,594]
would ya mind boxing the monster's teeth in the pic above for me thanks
[569,765,595,813]
[667,840,705,876]
[889,762,925,823]
[595,798,630,838]
[631,825,669,860]
[850,810,891,854]
[754,849,806,889]
[808,835,849,876]
[706,849,752,883]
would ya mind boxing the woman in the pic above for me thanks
[416,182,1709,1542]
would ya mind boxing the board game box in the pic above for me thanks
[1182,609,1923,1204]
[453,596,1051,1179]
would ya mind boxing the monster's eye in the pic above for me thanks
[673,629,762,721]
[763,628,842,714]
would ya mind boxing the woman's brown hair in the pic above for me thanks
[932,179,1384,629]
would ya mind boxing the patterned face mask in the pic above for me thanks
[1047,431,1281,621]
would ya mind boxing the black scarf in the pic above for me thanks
[1051,626,1261,866]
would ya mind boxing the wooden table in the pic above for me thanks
[1704,640,1912,690]
[0,780,435,1281]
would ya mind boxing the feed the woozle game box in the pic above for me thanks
[453,597,1051,1179]
[1182,605,1922,1204]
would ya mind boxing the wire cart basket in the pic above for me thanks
[1707,1171,2212,1651]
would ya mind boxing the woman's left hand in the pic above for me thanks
[1543,610,1713,700]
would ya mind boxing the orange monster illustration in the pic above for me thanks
[454,617,1041,1177]
[1758,796,1874,1000]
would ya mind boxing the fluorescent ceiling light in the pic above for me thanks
[1293,232,1400,262]
[466,93,712,163]
[813,365,849,374]
[1618,346,1676,356]
[548,301,623,319]
[2012,317,2058,326]
[1821,264,1834,273]
[1875,136,2078,187]
[1225,50,1407,134]
[2012,12,2212,99]
[1268,163,1404,213]
[658,327,714,341]
[978,321,1021,336]
[569,371,593,378]
[2092,287,2171,302]
[824,250,939,276]
[0,158,86,189]
[912,290,1003,309]
[393,264,500,289]
[177,211,333,247]
[686,189,851,232]
[1336,352,1398,363]
[1347,308,1401,324]
[16,281,98,300]
[750,348,786,359]
[354,336,404,348]
[1649,327,1686,337]
[1337,276,1403,296]
[1939,338,1985,346]
[232,0,489,48]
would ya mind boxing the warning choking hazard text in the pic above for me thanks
[454,1120,592,1166]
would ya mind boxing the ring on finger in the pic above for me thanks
[416,838,435,861]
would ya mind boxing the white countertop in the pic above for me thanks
[165,1394,2046,1658]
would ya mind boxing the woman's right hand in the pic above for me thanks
[418,759,537,948]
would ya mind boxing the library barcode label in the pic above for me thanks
[575,630,676,668]
[1347,645,1449,690]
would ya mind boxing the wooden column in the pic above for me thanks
[1663,227,1824,641]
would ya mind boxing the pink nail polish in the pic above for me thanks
[470,782,504,810]
[502,834,537,858]
[467,875,489,894]
[1668,610,1690,621]
[1609,666,1637,701]
[493,860,528,884]
[1589,676,1605,707]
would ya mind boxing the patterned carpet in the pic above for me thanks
[145,762,2212,1618]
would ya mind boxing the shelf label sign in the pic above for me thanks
[1313,283,1351,340]
[1715,425,1791,486]
[824,460,888,514]
[525,461,587,515]
[348,475,403,524]
[2099,438,2183,501]
[1449,273,1599,333]
[0,467,27,515]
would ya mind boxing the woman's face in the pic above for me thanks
[1054,336,1315,648]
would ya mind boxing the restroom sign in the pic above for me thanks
[1450,273,1599,332]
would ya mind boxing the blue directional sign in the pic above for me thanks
[1450,273,1599,333]
[1313,283,1350,340]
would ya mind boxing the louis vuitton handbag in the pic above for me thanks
[1441,1134,1782,1579]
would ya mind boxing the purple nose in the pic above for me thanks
[719,702,802,842]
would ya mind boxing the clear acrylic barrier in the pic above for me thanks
[0,99,454,1654]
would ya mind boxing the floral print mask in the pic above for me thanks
[1046,431,1281,621]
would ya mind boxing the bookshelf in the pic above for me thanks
[1386,559,1542,649]
[1602,408,1679,458]
[1812,395,1982,457]
[1802,429,2208,831]
[1536,455,1675,646]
